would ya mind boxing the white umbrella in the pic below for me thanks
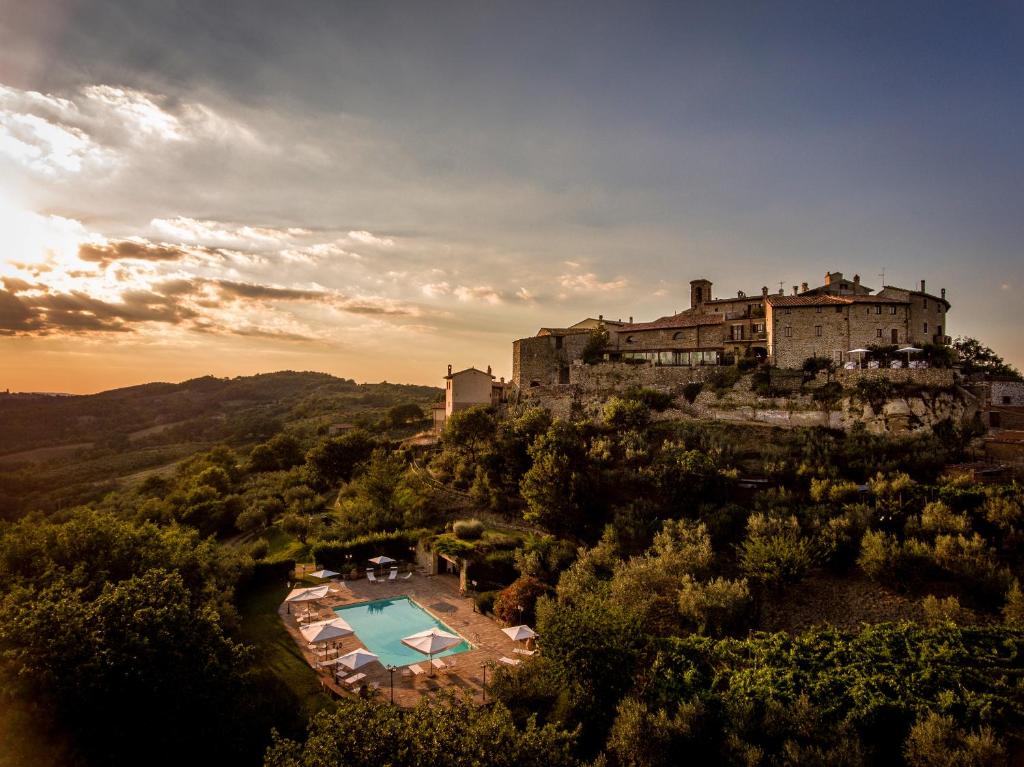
[285,584,329,616]
[502,625,537,643]
[309,569,339,580]
[335,648,379,672]
[897,346,922,366]
[848,348,870,368]
[300,617,353,645]
[401,627,461,675]
[368,555,395,566]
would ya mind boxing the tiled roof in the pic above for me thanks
[444,367,494,380]
[620,312,725,332]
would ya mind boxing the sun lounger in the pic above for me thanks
[388,569,397,582]
[408,663,426,676]
[366,570,379,583]
[431,659,448,671]
[512,648,536,656]
[498,656,521,666]
[400,572,412,580]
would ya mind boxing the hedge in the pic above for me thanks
[311,529,429,571]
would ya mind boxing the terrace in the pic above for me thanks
[279,569,528,707]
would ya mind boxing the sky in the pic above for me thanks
[1,0,1022,393]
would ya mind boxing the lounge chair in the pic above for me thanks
[400,571,413,580]
[512,648,536,656]
[388,568,398,582]
[345,672,367,686]
[498,656,521,667]
[408,663,426,677]
[430,658,447,672]
[366,570,379,583]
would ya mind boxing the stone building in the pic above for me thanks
[431,365,510,432]
[511,270,950,389]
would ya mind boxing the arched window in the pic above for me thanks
[672,331,684,340]
[625,336,634,344]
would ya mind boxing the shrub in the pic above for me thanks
[812,381,844,406]
[493,575,550,625]
[853,378,895,413]
[474,590,498,615]
[1003,580,1024,626]
[739,532,813,587]
[604,397,651,430]
[904,712,1007,767]
[921,595,967,626]
[706,368,740,395]
[470,549,519,588]
[736,355,759,373]
[581,327,610,364]
[453,518,485,540]
[624,386,675,411]
[682,382,704,403]
[311,529,422,570]
[677,575,752,637]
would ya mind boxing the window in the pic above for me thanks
[784,326,792,338]
[841,283,848,290]
[784,308,792,315]
[936,325,942,337]
[554,335,563,350]
[874,305,882,315]
[815,306,822,313]
[876,328,883,338]
[923,322,928,334]
[866,307,871,315]
[672,331,684,340]
[923,298,928,308]
[752,322,764,333]
[1002,395,1012,405]
[815,325,822,337]
[625,336,634,344]
[889,306,897,315]
[891,329,899,344]
[835,305,843,313]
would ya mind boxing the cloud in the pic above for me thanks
[347,230,395,248]
[558,272,628,292]
[216,280,327,301]
[515,287,535,302]
[421,281,451,298]
[151,216,299,248]
[454,285,502,304]
[78,238,202,265]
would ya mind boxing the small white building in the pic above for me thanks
[432,364,509,432]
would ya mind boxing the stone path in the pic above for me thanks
[279,573,526,707]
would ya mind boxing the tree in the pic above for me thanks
[387,402,425,427]
[264,696,578,767]
[952,336,1022,380]
[443,405,496,458]
[494,575,550,625]
[303,429,376,489]
[581,327,609,364]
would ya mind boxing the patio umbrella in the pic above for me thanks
[335,648,379,672]
[848,348,870,367]
[897,346,922,366]
[502,625,537,643]
[285,584,329,615]
[300,617,353,645]
[401,627,461,675]
[369,554,396,576]
[309,569,339,580]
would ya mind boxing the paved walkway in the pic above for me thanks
[279,573,526,707]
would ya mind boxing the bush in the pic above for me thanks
[854,378,895,413]
[310,530,422,571]
[624,386,675,411]
[738,514,813,587]
[470,549,519,588]
[582,327,610,364]
[904,712,1007,767]
[921,595,967,626]
[706,368,740,395]
[493,575,551,625]
[736,356,759,373]
[453,518,485,540]
[474,590,498,615]
[682,382,704,403]
[604,397,651,430]
[677,575,751,637]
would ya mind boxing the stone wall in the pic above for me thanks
[768,302,912,369]
[569,360,722,392]
[827,367,956,387]
[991,381,1024,407]
[512,333,590,389]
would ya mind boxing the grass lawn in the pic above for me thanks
[236,577,331,722]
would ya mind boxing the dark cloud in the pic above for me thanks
[1,277,34,293]
[0,290,43,334]
[216,280,327,301]
[78,240,199,265]
[153,278,199,296]
[0,286,197,335]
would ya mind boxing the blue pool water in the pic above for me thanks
[335,596,471,668]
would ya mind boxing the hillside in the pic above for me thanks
[0,371,441,517]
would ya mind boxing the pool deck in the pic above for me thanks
[279,571,526,707]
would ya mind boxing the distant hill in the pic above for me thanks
[0,371,440,457]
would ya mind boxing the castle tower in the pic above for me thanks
[690,278,712,310]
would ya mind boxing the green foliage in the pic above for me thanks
[705,367,741,395]
[853,377,896,413]
[474,590,498,614]
[336,448,431,534]
[921,595,967,626]
[738,514,813,587]
[623,386,675,411]
[681,382,704,403]
[443,405,497,456]
[904,711,1007,767]
[386,402,425,427]
[952,336,1022,380]
[520,420,597,536]
[264,696,579,767]
[603,397,651,430]
[494,575,551,625]
[647,623,1024,765]
[606,697,707,767]
[310,530,421,572]
[581,327,610,364]
[303,429,376,489]
[677,575,752,637]
[453,518,485,540]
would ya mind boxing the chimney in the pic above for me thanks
[801,282,809,293]
[792,285,798,295]
[920,279,926,293]
[447,364,452,376]
[762,286,769,297]
[941,288,946,300]
[824,272,832,286]
[500,376,505,383]
[486,365,492,375]
[854,274,860,286]
[598,314,603,321]
[778,287,784,295]
[629,316,633,324]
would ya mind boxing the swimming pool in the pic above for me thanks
[335,596,471,668]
